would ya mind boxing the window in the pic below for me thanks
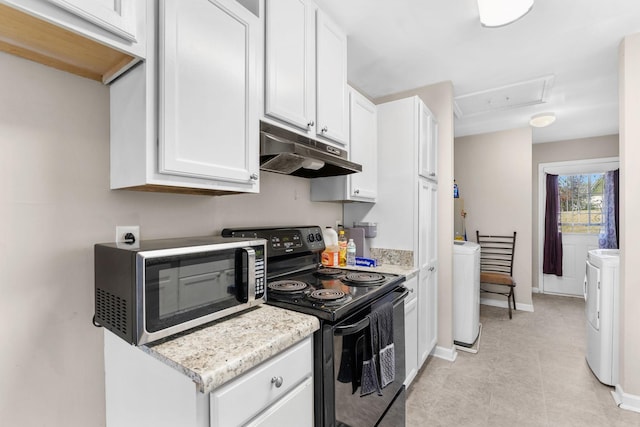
[558,174,604,233]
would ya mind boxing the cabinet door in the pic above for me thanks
[159,0,259,186]
[404,280,418,387]
[316,9,348,146]
[348,88,377,201]
[210,337,313,427]
[418,103,438,181]
[264,0,315,132]
[418,179,438,366]
[46,0,137,41]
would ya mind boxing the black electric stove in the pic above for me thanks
[221,225,405,321]
[222,226,408,427]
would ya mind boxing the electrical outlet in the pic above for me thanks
[116,225,140,248]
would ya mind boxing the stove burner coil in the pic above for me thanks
[315,268,343,277]
[343,272,386,284]
[268,280,309,293]
[309,289,346,301]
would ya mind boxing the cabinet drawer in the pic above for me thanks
[210,337,313,427]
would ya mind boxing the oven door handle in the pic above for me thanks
[392,288,411,306]
[335,316,370,336]
[335,288,410,336]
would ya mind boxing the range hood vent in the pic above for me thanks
[260,122,362,178]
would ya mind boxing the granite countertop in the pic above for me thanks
[140,305,319,394]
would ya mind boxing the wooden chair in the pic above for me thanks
[476,231,517,319]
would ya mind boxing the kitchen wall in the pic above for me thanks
[0,52,341,427]
[375,82,456,353]
[531,135,619,290]
[618,33,640,407]
[454,128,533,308]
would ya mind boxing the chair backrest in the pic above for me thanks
[476,231,517,276]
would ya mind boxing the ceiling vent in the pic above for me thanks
[454,75,554,118]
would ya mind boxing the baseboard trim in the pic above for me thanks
[480,297,534,312]
[612,385,640,413]
[432,345,457,362]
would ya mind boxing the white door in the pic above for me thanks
[543,234,599,296]
[159,0,259,185]
[538,159,619,297]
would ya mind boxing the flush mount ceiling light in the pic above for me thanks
[477,0,534,28]
[529,112,556,128]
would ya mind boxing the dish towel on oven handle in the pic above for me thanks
[360,301,395,396]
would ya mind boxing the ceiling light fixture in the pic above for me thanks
[529,112,556,128]
[477,0,534,28]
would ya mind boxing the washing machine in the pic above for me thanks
[453,241,480,347]
[585,249,620,386]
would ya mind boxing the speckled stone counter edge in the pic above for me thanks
[140,305,319,394]
[369,248,414,268]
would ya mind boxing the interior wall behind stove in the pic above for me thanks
[209,171,343,234]
[0,52,341,427]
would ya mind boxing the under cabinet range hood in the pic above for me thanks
[260,121,362,178]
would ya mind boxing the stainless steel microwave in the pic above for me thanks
[94,236,266,345]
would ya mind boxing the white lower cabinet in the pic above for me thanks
[418,266,438,366]
[104,332,313,427]
[403,276,418,387]
[210,338,314,427]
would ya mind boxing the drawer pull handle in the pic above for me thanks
[271,376,284,388]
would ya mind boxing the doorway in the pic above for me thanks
[538,158,619,296]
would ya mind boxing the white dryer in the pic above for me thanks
[453,241,480,347]
[585,249,620,386]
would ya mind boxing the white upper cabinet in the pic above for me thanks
[264,0,315,131]
[310,87,376,202]
[418,103,438,181]
[1,0,146,83]
[315,9,348,145]
[264,0,348,147]
[159,0,259,185]
[110,0,261,195]
[46,0,138,42]
[348,88,377,201]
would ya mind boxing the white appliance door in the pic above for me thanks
[585,260,600,331]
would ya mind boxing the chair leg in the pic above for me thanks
[507,288,513,319]
[512,288,516,312]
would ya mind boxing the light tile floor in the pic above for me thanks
[406,293,640,426]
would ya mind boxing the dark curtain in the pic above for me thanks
[599,169,620,249]
[543,174,563,276]
[614,169,620,247]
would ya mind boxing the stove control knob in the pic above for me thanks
[271,376,284,388]
[315,233,323,242]
[308,233,315,242]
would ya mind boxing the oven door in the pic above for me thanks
[332,287,407,427]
